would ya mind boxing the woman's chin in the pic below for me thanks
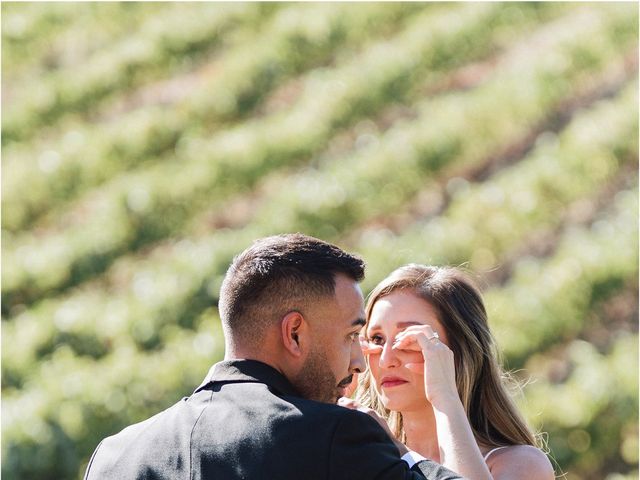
[382,392,430,413]
[381,394,411,412]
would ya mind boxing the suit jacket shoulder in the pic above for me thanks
[85,360,466,480]
[325,406,464,480]
[84,398,201,479]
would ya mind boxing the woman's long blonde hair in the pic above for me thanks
[356,264,539,448]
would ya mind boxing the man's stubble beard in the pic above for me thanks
[291,345,338,404]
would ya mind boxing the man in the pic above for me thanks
[85,233,464,479]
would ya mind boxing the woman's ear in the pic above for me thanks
[281,310,306,357]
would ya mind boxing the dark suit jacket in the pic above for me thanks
[85,359,465,479]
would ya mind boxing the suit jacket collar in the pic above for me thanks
[194,359,300,397]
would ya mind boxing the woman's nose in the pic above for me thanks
[379,341,400,369]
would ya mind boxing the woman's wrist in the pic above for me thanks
[431,395,494,479]
[429,393,464,414]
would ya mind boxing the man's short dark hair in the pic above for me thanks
[219,233,365,344]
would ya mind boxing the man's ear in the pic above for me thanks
[281,311,307,358]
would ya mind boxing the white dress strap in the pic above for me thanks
[483,446,509,462]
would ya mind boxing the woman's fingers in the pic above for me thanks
[361,325,448,360]
[343,373,359,398]
[394,330,449,370]
[337,397,360,409]
[395,324,437,342]
[359,335,383,355]
[389,325,458,405]
[393,324,440,351]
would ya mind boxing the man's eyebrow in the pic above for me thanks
[352,318,366,328]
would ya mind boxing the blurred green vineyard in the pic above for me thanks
[1,3,637,480]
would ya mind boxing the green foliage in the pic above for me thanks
[2,3,637,480]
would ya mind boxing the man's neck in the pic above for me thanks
[224,344,285,374]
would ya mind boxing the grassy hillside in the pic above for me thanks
[2,3,638,479]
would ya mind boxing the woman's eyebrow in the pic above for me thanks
[396,321,423,329]
[367,320,423,333]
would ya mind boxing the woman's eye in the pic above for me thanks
[369,335,385,346]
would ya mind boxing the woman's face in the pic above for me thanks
[366,289,449,412]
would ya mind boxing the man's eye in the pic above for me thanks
[349,332,360,341]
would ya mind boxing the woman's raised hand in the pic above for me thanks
[359,335,383,355]
[392,325,458,408]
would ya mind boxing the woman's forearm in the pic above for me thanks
[433,396,493,480]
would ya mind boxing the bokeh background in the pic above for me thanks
[1,3,638,479]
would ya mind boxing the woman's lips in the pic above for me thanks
[380,377,408,388]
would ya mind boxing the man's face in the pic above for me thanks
[291,274,366,403]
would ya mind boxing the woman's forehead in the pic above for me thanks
[367,290,439,329]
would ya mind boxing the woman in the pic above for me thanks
[353,264,554,479]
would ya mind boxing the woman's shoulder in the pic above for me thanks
[485,444,555,479]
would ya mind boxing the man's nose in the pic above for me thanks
[379,341,400,369]
[350,339,366,374]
